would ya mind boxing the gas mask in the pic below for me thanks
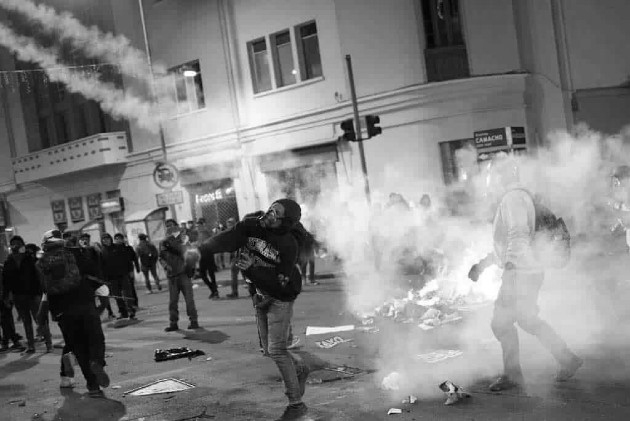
[79,239,89,248]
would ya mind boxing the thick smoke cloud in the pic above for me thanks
[0,22,166,132]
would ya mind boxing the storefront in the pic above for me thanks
[124,207,168,246]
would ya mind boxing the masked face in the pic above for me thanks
[79,238,89,248]
[114,237,124,245]
[10,243,25,254]
[260,203,286,229]
[102,238,112,246]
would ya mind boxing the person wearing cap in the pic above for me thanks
[136,234,162,293]
[38,229,110,397]
[101,233,136,319]
[199,199,310,421]
[2,235,52,353]
[160,220,199,331]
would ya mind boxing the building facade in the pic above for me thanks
[0,0,629,249]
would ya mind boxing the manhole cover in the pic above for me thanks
[123,378,195,396]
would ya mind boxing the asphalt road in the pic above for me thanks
[2,270,630,421]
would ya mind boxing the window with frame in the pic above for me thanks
[248,20,323,94]
[168,59,206,115]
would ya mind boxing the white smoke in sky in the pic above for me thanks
[297,125,630,399]
[0,23,167,132]
[0,0,166,79]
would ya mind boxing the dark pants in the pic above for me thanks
[97,293,114,317]
[130,273,139,308]
[109,275,135,318]
[168,273,198,324]
[57,312,106,391]
[199,255,218,294]
[141,263,161,291]
[230,264,241,295]
[255,297,307,405]
[299,257,315,284]
[13,294,52,349]
[0,302,20,346]
[491,270,575,380]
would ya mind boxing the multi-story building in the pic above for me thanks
[0,0,629,252]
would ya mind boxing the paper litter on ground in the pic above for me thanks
[387,408,402,415]
[416,349,463,364]
[305,325,355,336]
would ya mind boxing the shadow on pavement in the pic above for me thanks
[182,328,230,344]
[44,388,126,421]
[0,355,41,380]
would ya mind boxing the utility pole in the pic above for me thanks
[345,55,371,204]
[138,0,176,219]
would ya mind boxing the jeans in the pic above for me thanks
[109,275,135,318]
[168,273,198,324]
[199,255,218,295]
[255,297,306,404]
[491,269,575,380]
[300,258,315,284]
[141,263,161,291]
[0,301,20,346]
[57,312,106,391]
[13,294,52,349]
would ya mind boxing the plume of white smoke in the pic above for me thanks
[0,23,171,132]
[0,0,166,80]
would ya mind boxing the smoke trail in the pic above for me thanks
[0,23,167,132]
[0,0,166,81]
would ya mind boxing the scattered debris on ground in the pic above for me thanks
[123,378,195,396]
[439,380,471,406]
[402,395,418,404]
[314,336,353,349]
[305,325,355,336]
[154,347,205,362]
[416,349,463,364]
[387,408,402,415]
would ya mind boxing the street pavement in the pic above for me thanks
[2,265,630,420]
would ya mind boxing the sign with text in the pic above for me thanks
[51,200,67,224]
[156,190,184,207]
[474,126,526,161]
[87,193,102,219]
[68,196,85,222]
[101,197,123,214]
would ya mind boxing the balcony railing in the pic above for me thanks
[12,132,128,184]
[425,45,470,83]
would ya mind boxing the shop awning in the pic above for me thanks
[64,219,98,233]
[124,207,168,223]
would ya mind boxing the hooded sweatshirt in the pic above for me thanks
[199,212,301,301]
[2,252,42,296]
[101,236,133,279]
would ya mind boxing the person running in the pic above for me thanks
[160,219,199,332]
[199,199,310,420]
[2,235,52,353]
[37,229,110,397]
[468,156,582,392]
[136,234,162,293]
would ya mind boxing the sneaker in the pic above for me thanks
[60,376,74,388]
[62,353,75,377]
[90,361,110,388]
[146,290,153,295]
[46,344,54,353]
[129,314,137,320]
[287,337,301,350]
[489,375,523,392]
[188,321,200,330]
[556,355,583,382]
[298,365,311,397]
[23,347,36,354]
[209,292,220,300]
[0,345,9,353]
[307,282,319,286]
[164,324,179,332]
[9,342,25,352]
[87,388,105,398]
[276,403,308,421]
[226,292,239,299]
[116,315,127,320]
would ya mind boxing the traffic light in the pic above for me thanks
[365,115,382,138]
[338,118,356,142]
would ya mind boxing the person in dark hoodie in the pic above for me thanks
[0,261,25,352]
[160,220,199,332]
[37,229,110,397]
[119,234,140,309]
[199,199,310,421]
[136,233,162,293]
[2,235,52,353]
[101,233,136,319]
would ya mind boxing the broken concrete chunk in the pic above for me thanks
[387,408,402,415]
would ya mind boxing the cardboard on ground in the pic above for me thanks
[124,378,195,396]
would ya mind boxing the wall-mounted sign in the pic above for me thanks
[87,193,102,219]
[68,196,85,222]
[156,190,184,207]
[194,187,235,204]
[101,197,124,214]
[153,162,179,190]
[51,200,67,224]
[474,126,526,161]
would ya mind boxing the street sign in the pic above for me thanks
[156,190,184,207]
[474,126,526,162]
[153,162,179,190]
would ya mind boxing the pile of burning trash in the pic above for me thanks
[358,277,493,331]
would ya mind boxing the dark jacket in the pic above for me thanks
[159,235,187,278]
[101,244,132,279]
[73,246,103,280]
[39,241,102,318]
[126,245,140,273]
[2,253,42,296]
[136,241,159,268]
[199,215,301,301]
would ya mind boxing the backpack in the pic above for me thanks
[513,189,571,268]
[38,246,82,296]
